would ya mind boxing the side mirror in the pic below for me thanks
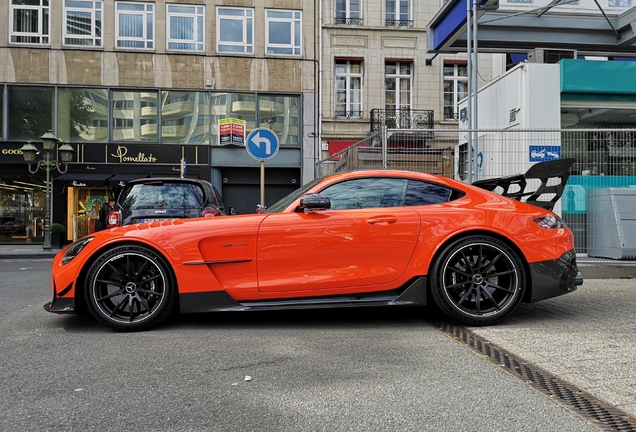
[229,207,240,215]
[300,194,331,211]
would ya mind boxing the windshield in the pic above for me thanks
[263,178,322,213]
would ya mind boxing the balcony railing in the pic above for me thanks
[334,17,364,26]
[370,109,434,131]
[335,110,364,119]
[385,19,414,28]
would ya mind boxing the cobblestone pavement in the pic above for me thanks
[469,278,636,417]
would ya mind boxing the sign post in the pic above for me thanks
[180,158,186,178]
[245,128,280,208]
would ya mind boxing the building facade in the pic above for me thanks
[0,0,318,244]
[319,0,492,157]
[1,0,494,245]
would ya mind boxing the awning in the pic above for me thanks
[54,173,111,188]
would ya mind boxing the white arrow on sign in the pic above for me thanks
[252,132,272,155]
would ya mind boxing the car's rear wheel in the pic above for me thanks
[85,245,176,331]
[429,236,526,326]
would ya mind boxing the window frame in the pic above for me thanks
[10,0,50,45]
[385,61,413,116]
[334,60,364,119]
[115,1,154,50]
[385,0,412,27]
[166,4,205,52]
[63,0,103,47]
[265,10,302,56]
[335,0,363,25]
[443,62,468,121]
[216,7,253,54]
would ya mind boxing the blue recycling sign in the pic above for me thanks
[529,145,561,162]
[246,128,280,161]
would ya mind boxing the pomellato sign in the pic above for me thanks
[110,146,158,163]
[77,143,209,166]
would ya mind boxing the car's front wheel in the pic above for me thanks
[85,245,176,331]
[429,236,526,326]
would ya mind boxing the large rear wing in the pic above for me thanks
[471,158,576,211]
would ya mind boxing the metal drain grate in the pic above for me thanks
[437,322,636,432]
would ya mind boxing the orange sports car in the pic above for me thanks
[45,168,583,331]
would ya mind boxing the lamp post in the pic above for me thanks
[19,131,75,250]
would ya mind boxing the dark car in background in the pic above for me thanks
[107,178,229,227]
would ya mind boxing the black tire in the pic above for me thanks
[429,236,526,326]
[85,244,176,331]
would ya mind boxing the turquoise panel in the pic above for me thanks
[564,175,636,214]
[560,59,636,95]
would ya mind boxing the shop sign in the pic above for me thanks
[219,118,246,146]
[78,143,208,166]
[110,146,158,163]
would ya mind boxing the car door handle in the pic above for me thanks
[366,216,398,225]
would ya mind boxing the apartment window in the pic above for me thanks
[10,0,50,45]
[385,61,412,120]
[64,1,102,47]
[386,0,412,27]
[443,62,468,121]
[217,7,253,54]
[335,60,363,119]
[167,4,204,52]
[266,10,301,56]
[335,0,362,25]
[116,2,154,49]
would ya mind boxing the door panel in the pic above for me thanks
[257,208,420,293]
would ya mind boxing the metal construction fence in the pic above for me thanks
[316,128,636,263]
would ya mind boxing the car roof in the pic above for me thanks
[126,177,210,186]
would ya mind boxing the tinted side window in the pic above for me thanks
[319,178,408,210]
[405,180,462,206]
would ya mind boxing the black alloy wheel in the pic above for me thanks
[85,245,176,331]
[430,236,526,326]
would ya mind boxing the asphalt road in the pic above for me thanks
[0,259,599,432]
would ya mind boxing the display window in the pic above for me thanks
[66,186,109,241]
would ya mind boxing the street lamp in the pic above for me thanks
[19,131,75,251]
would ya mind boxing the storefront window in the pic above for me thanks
[211,92,300,146]
[58,88,109,143]
[0,174,46,244]
[68,186,109,240]
[111,90,158,142]
[7,86,54,141]
[211,92,255,145]
[258,95,300,145]
[161,91,210,144]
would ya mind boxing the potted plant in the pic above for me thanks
[49,223,66,249]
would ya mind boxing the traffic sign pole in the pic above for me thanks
[260,161,265,207]
[245,128,280,210]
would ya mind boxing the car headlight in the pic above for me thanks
[62,237,94,265]
[532,215,566,229]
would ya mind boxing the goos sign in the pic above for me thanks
[2,148,24,155]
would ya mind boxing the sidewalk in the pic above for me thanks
[1,244,635,278]
[0,244,62,259]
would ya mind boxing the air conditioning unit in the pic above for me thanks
[527,48,577,64]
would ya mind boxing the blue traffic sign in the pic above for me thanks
[246,128,280,161]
